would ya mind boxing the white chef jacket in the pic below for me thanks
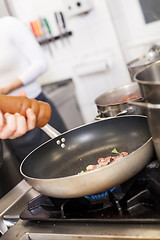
[0,16,48,98]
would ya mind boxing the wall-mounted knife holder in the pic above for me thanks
[38,31,72,45]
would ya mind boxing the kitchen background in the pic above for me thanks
[1,0,160,126]
[0,0,160,201]
[2,0,160,126]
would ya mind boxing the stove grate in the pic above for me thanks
[20,160,160,223]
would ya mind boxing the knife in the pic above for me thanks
[39,17,54,56]
[43,18,52,34]
[59,12,66,32]
[54,12,65,44]
[34,19,43,37]
[58,11,70,44]
[59,11,70,44]
[30,21,38,37]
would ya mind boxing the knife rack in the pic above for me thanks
[38,31,72,45]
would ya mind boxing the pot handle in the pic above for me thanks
[128,100,160,109]
[95,109,128,120]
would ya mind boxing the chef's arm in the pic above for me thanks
[9,17,47,87]
[0,78,23,95]
[0,17,48,95]
[10,17,48,85]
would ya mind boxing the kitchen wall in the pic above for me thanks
[7,0,132,122]
[107,0,160,63]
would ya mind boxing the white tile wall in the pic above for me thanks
[11,0,131,122]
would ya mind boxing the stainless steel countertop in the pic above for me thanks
[1,180,160,240]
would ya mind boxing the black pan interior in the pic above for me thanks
[21,116,151,179]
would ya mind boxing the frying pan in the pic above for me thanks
[21,117,154,198]
[0,95,154,198]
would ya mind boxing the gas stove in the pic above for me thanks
[1,160,160,239]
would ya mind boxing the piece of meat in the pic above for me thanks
[119,94,139,103]
[79,151,128,174]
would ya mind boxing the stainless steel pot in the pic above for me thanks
[129,101,160,163]
[127,45,160,81]
[95,82,145,119]
[134,60,160,103]
[127,55,153,81]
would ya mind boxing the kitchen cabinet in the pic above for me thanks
[42,79,85,130]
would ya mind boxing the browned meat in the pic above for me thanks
[79,151,128,174]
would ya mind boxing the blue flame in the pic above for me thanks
[84,186,116,200]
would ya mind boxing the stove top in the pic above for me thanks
[20,160,160,223]
[1,160,160,240]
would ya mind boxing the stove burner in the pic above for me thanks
[84,187,116,200]
[20,160,160,223]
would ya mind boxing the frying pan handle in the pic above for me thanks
[41,123,61,138]
[0,95,51,128]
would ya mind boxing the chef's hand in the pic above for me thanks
[0,90,36,139]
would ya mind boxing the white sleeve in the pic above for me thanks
[9,17,48,85]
